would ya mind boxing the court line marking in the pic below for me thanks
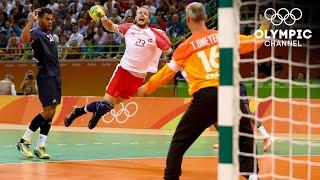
[0,156,218,166]
[1,155,320,166]
[93,143,104,145]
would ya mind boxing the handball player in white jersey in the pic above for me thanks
[65,6,173,129]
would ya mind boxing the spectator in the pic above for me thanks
[156,0,166,17]
[105,33,118,58]
[10,5,23,22]
[0,30,8,49]
[57,3,67,20]
[0,21,12,35]
[19,70,37,95]
[58,34,68,59]
[77,18,88,36]
[110,9,123,24]
[167,13,185,39]
[6,32,23,60]
[165,6,177,28]
[81,37,93,60]
[117,0,129,14]
[21,4,31,18]
[52,11,63,29]
[7,14,14,27]
[124,16,134,23]
[62,39,82,60]
[12,23,22,36]
[0,4,8,22]
[69,0,83,12]
[69,3,80,21]
[154,14,166,30]
[143,0,156,15]
[176,1,186,18]
[124,0,138,20]
[66,24,84,46]
[46,0,59,12]
[80,10,91,26]
[104,0,117,18]
[0,74,16,95]
[0,12,5,28]
[3,0,13,15]
[86,20,97,40]
[94,26,108,46]
[151,0,160,9]
[91,39,105,59]
[64,12,77,26]
[297,72,306,81]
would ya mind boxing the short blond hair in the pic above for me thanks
[186,2,207,21]
[138,5,151,16]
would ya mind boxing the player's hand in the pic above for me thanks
[137,84,147,97]
[31,8,41,21]
[259,14,271,29]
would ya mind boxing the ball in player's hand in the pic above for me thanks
[88,5,105,21]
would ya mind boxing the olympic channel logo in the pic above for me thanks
[264,8,302,26]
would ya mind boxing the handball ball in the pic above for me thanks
[88,5,105,21]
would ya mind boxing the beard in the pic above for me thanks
[136,22,147,28]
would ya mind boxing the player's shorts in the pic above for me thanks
[239,117,259,176]
[106,65,144,99]
[37,76,61,107]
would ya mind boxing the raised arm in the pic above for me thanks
[100,16,120,33]
[21,8,40,44]
[239,17,270,55]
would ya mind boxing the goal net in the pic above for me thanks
[218,0,320,179]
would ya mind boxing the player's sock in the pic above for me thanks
[85,100,114,116]
[20,128,35,143]
[20,114,45,143]
[248,174,258,180]
[38,119,51,147]
[258,126,270,139]
[37,134,48,148]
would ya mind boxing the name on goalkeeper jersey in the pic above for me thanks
[190,34,218,50]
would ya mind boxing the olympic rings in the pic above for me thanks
[102,102,138,124]
[264,8,302,26]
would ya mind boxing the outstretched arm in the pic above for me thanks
[138,60,180,96]
[239,17,270,54]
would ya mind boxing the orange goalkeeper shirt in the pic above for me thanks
[145,28,264,96]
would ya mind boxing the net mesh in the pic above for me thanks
[233,0,320,179]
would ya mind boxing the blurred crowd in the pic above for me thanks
[0,0,215,61]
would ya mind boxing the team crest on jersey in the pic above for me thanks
[43,32,54,42]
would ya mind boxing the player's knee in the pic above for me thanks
[42,106,56,119]
[103,93,117,105]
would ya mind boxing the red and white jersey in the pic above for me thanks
[118,23,171,73]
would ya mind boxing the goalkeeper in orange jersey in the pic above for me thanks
[138,2,270,180]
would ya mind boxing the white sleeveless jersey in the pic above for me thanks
[118,23,171,73]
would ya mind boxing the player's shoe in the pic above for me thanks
[15,141,33,158]
[65,106,86,127]
[88,112,102,129]
[34,146,50,159]
[263,136,275,152]
[212,144,219,149]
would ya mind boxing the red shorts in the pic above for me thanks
[106,65,144,99]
